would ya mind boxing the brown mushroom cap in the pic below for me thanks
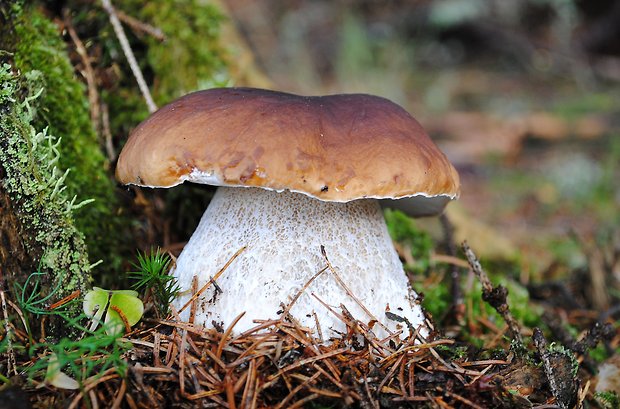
[116,88,459,212]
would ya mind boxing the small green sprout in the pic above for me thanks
[83,287,144,336]
[130,248,179,316]
[28,330,130,388]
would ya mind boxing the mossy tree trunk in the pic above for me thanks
[0,3,94,338]
[1,2,130,279]
[1,0,240,338]
[0,168,35,284]
[0,71,92,338]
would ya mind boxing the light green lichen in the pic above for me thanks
[4,3,126,275]
[0,63,91,318]
[7,1,232,278]
[2,0,232,287]
[548,342,580,378]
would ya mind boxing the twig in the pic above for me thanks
[63,11,100,128]
[436,386,484,409]
[267,348,348,381]
[275,370,321,409]
[288,393,320,409]
[89,390,99,409]
[5,299,28,343]
[100,102,116,161]
[282,265,329,317]
[100,0,157,113]
[428,347,466,385]
[215,311,245,360]
[533,328,572,409]
[462,241,523,345]
[67,373,120,409]
[48,289,81,310]
[225,375,237,409]
[321,245,393,335]
[377,353,405,397]
[111,379,127,409]
[178,246,246,314]
[312,311,323,344]
[189,275,198,324]
[365,376,381,409]
[572,321,615,355]
[0,287,17,376]
[116,9,166,41]
[408,361,415,397]
[178,329,187,397]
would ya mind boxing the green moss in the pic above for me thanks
[8,4,125,272]
[419,277,451,320]
[384,209,541,341]
[2,0,231,282]
[95,0,230,138]
[0,63,91,317]
[384,209,434,273]
[134,0,229,99]
[551,91,618,120]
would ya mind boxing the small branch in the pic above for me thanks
[573,321,615,355]
[282,265,329,317]
[101,0,158,113]
[116,10,166,41]
[0,287,17,376]
[178,246,246,314]
[533,328,575,409]
[47,289,81,310]
[64,11,101,129]
[321,245,393,336]
[461,241,523,345]
[100,102,116,161]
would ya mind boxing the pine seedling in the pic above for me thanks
[14,268,84,343]
[130,248,179,316]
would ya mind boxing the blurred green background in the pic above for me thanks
[223,0,620,275]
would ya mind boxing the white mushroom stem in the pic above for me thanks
[172,187,427,339]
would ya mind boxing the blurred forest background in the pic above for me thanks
[223,0,620,275]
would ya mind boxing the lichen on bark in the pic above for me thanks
[4,3,126,274]
[0,64,91,327]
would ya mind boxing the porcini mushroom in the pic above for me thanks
[116,88,459,338]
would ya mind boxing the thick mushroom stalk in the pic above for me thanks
[173,187,425,338]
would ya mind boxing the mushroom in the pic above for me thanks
[116,88,460,339]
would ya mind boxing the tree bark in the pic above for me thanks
[0,167,36,287]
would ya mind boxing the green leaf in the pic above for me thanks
[83,287,109,327]
[83,288,144,335]
[104,290,144,336]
